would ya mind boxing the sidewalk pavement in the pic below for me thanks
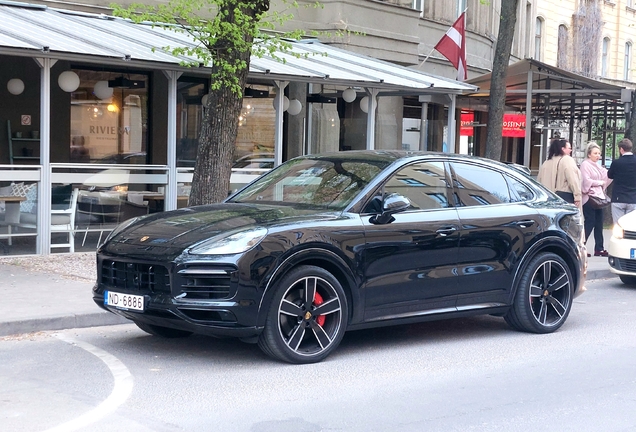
[0,230,618,338]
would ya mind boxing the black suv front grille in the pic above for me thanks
[101,260,171,294]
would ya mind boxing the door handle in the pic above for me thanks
[436,226,457,236]
[514,220,535,228]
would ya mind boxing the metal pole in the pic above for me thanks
[420,102,429,151]
[35,57,54,255]
[365,88,379,150]
[162,71,182,211]
[274,81,289,166]
[524,70,533,167]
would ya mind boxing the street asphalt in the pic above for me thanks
[0,230,618,338]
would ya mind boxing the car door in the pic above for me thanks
[449,161,542,308]
[360,160,460,322]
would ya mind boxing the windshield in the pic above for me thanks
[229,157,388,210]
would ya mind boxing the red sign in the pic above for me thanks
[460,112,474,136]
[460,113,526,138]
[502,114,526,138]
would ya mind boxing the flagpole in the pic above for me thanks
[417,47,436,69]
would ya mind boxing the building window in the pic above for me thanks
[557,25,569,69]
[602,37,610,78]
[457,0,466,14]
[625,42,632,81]
[535,17,544,61]
[412,0,423,14]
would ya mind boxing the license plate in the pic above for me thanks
[104,291,144,311]
[631,249,636,260]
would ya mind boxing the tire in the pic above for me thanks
[619,275,636,285]
[258,265,348,364]
[504,252,573,334]
[134,321,193,338]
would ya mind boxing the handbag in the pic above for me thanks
[588,194,611,209]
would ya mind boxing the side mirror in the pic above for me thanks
[370,193,411,224]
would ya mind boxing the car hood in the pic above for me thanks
[107,203,336,250]
[617,209,636,231]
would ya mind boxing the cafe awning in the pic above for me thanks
[0,1,476,95]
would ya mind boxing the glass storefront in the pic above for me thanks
[70,70,149,165]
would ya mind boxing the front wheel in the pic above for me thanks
[258,265,348,364]
[505,252,573,333]
[619,275,636,285]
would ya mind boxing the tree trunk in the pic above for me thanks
[484,0,519,161]
[189,1,269,205]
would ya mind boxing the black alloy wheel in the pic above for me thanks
[134,321,193,338]
[258,265,348,364]
[505,252,573,333]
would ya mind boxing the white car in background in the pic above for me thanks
[608,210,636,285]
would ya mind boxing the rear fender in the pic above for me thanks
[509,234,583,304]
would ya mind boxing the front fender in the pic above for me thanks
[256,246,361,328]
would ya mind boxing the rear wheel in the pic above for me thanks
[134,321,193,338]
[505,252,573,333]
[258,265,348,364]
[619,275,636,285]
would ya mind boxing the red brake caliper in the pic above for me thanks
[313,292,326,326]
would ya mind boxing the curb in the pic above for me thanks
[0,270,619,338]
[0,312,129,337]
[587,269,617,281]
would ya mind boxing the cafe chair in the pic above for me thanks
[50,188,80,253]
[18,188,79,253]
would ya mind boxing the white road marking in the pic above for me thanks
[42,333,134,432]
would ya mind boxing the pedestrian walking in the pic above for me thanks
[608,138,636,223]
[580,141,612,257]
[537,138,582,207]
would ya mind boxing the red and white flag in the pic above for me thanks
[434,12,467,81]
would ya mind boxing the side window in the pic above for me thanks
[506,175,535,202]
[450,162,511,206]
[382,161,450,210]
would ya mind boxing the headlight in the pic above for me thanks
[189,227,268,255]
[612,223,624,239]
[100,216,140,247]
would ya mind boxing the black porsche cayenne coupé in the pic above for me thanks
[93,151,586,364]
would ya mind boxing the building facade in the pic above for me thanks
[1,0,486,255]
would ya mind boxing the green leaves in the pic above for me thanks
[111,0,323,97]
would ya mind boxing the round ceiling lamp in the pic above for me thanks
[93,80,114,100]
[287,99,302,116]
[7,78,24,95]
[273,95,290,112]
[342,88,356,103]
[360,96,369,113]
[58,71,80,93]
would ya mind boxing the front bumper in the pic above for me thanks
[93,288,263,338]
[608,235,636,276]
[93,252,268,338]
